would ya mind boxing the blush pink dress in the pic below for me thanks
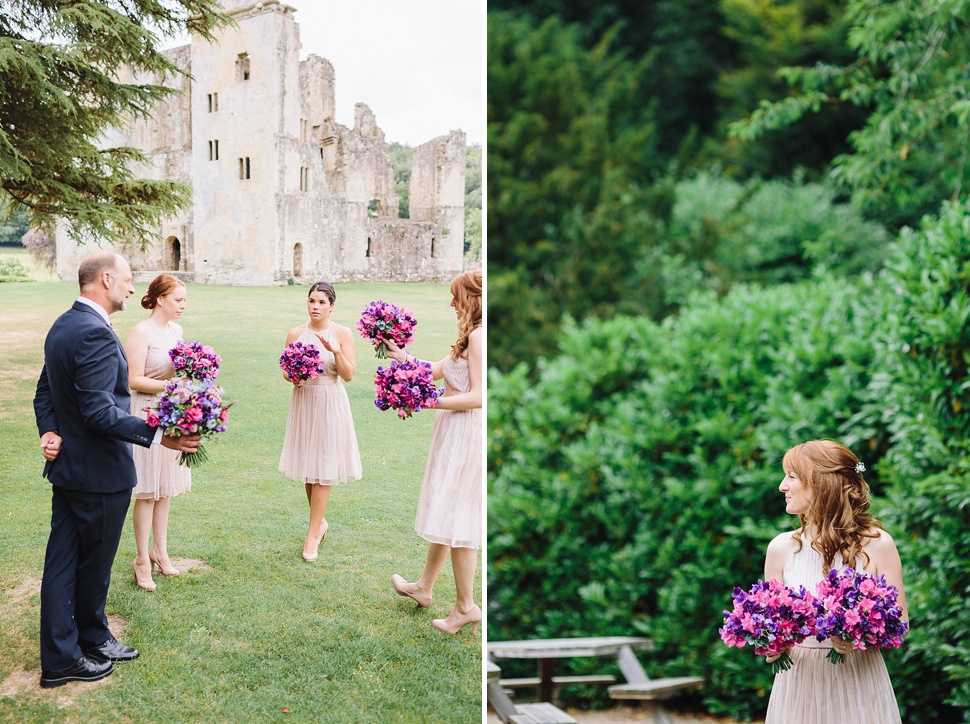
[765,540,903,723]
[278,324,362,485]
[130,322,192,499]
[413,355,481,549]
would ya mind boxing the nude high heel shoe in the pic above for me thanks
[432,605,482,635]
[303,520,328,562]
[149,550,180,576]
[133,559,156,591]
[391,574,432,608]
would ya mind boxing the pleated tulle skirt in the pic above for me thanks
[130,390,192,500]
[279,377,362,485]
[414,407,482,549]
[765,644,902,724]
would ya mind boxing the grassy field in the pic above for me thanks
[0,279,482,723]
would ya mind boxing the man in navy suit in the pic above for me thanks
[33,251,200,688]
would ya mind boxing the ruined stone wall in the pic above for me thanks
[409,131,466,278]
[54,0,466,286]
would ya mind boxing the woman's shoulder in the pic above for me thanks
[285,324,306,342]
[862,526,897,553]
[126,319,154,343]
[767,529,800,555]
[332,322,354,338]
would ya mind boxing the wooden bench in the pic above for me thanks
[508,702,578,724]
[488,660,577,724]
[499,674,617,690]
[606,645,705,724]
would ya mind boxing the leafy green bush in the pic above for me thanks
[0,257,31,282]
[488,202,970,720]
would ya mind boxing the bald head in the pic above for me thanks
[78,252,123,292]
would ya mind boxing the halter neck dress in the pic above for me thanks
[413,354,481,549]
[279,324,362,485]
[130,321,192,499]
[765,538,903,723]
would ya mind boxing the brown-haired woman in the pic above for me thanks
[279,281,362,562]
[763,439,908,723]
[124,274,191,591]
[382,269,483,634]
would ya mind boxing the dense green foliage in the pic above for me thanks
[0,1,229,246]
[488,203,970,720]
[486,8,887,372]
[465,145,483,263]
[0,256,30,282]
[0,205,28,245]
[732,0,970,229]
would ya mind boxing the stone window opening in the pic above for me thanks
[208,140,219,160]
[165,236,181,270]
[367,199,380,218]
[366,237,372,258]
[300,118,308,143]
[239,156,251,180]
[236,53,250,81]
[430,237,435,258]
[207,93,218,112]
[293,243,303,277]
[299,166,309,192]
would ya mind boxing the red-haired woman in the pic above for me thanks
[382,270,483,634]
[125,274,191,591]
[764,439,908,723]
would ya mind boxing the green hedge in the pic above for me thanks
[487,202,970,721]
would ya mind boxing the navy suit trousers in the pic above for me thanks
[40,486,131,670]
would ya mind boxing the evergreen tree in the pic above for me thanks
[0,1,229,245]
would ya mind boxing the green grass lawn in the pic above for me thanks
[0,280,482,723]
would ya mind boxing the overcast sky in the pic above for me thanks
[288,1,483,147]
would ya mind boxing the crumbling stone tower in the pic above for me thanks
[54,0,467,285]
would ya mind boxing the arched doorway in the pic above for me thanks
[293,243,303,278]
[165,236,181,270]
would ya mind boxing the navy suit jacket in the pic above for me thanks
[34,301,155,493]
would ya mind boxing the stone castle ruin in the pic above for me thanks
[55,0,467,285]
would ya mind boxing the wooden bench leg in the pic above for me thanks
[538,658,556,704]
[638,701,675,724]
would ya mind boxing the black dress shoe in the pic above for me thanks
[40,656,113,688]
[81,636,140,663]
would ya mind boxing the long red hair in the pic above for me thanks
[783,440,882,573]
[449,269,482,360]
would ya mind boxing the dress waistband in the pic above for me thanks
[303,375,338,386]
[796,639,833,650]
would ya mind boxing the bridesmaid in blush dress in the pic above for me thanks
[763,439,908,723]
[383,269,483,634]
[279,281,362,562]
[125,274,192,591]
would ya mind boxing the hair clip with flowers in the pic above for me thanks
[855,461,866,473]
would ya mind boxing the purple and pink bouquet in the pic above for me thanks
[720,579,818,674]
[813,568,908,664]
[356,300,417,359]
[146,379,231,468]
[279,341,324,383]
[169,340,221,381]
[373,359,441,419]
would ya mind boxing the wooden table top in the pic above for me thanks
[488,636,653,659]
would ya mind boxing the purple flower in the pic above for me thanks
[356,300,417,358]
[280,341,324,381]
[373,359,441,419]
[169,340,221,381]
[720,579,818,674]
[146,378,232,467]
[813,567,908,664]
